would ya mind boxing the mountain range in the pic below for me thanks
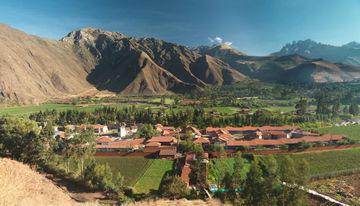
[272,39,360,66]
[1,24,360,104]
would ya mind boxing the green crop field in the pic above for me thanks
[318,125,360,141]
[204,106,240,114]
[0,102,152,116]
[133,159,173,194]
[95,157,153,186]
[280,148,360,178]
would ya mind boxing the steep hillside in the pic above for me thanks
[63,28,245,94]
[0,158,98,206]
[0,25,246,104]
[2,24,360,104]
[272,39,360,66]
[0,24,95,104]
[200,43,360,83]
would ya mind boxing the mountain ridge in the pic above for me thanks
[1,24,360,104]
[273,39,360,66]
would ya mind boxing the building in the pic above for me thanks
[96,138,145,152]
[225,134,344,150]
[185,126,202,138]
[147,136,178,146]
[96,136,114,145]
[93,124,109,134]
[155,124,181,136]
[158,146,177,159]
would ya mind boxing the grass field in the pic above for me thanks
[0,103,152,116]
[280,148,360,178]
[204,106,240,114]
[133,159,173,194]
[318,125,360,141]
[95,157,153,186]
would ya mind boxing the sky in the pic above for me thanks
[1,0,360,55]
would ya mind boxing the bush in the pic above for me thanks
[159,175,190,199]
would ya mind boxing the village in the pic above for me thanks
[55,123,347,159]
[52,122,349,187]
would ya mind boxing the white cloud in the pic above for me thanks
[208,36,232,46]
[208,36,223,44]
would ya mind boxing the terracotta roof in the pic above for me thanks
[206,125,299,133]
[93,124,106,129]
[146,142,161,147]
[226,135,344,147]
[193,137,210,144]
[147,136,177,143]
[96,138,144,149]
[187,126,202,136]
[216,133,232,142]
[77,124,89,130]
[159,147,177,156]
[181,165,191,186]
[96,136,113,143]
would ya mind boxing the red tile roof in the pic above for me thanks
[96,138,144,149]
[146,142,161,147]
[206,125,299,133]
[147,136,177,143]
[159,147,177,156]
[187,126,202,136]
[93,124,106,129]
[226,135,344,147]
[96,136,113,143]
[193,137,210,144]
[181,165,191,186]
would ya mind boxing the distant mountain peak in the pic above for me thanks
[273,39,360,66]
[343,41,360,49]
[194,43,247,57]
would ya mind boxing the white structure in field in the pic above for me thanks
[118,123,127,137]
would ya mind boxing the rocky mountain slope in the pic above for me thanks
[199,45,360,83]
[0,25,246,103]
[1,24,360,104]
[272,39,360,66]
[0,24,94,104]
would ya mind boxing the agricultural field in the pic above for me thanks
[95,157,173,194]
[133,159,174,194]
[310,173,360,205]
[0,102,151,116]
[204,106,240,115]
[282,148,360,178]
[150,97,174,105]
[95,157,153,186]
[318,125,360,141]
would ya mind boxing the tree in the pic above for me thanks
[343,105,349,114]
[160,175,190,199]
[84,161,114,190]
[258,156,279,205]
[277,155,301,206]
[137,124,158,139]
[243,159,266,206]
[332,102,341,117]
[0,117,41,162]
[295,97,307,115]
[315,95,330,115]
[349,103,359,115]
[233,152,244,190]
[69,131,96,176]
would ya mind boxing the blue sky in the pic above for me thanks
[1,0,360,55]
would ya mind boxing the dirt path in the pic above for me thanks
[43,173,115,204]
